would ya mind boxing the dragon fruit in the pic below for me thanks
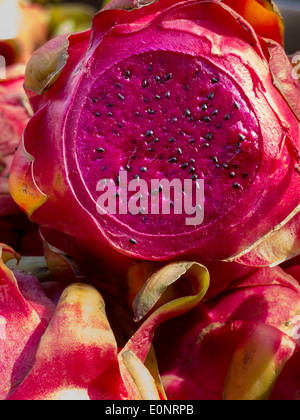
[0,65,42,255]
[0,243,166,400]
[147,265,300,400]
[0,65,31,175]
[9,0,300,285]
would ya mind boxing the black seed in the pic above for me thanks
[237,142,242,148]
[190,159,195,164]
[94,112,100,117]
[145,130,154,137]
[234,101,240,109]
[206,133,213,141]
[101,165,107,171]
[208,92,215,100]
[115,83,122,88]
[143,97,150,103]
[118,93,125,101]
[185,108,191,117]
[125,70,131,79]
[107,103,114,108]
[181,163,189,169]
[165,91,171,98]
[212,77,219,84]
[233,182,241,189]
[243,172,248,178]
[15,146,18,151]
[140,167,148,173]
[223,163,229,169]
[154,138,159,143]
[189,139,196,144]
[96,147,105,153]
[172,117,178,123]
[202,116,211,123]
[204,143,210,148]
[155,76,161,82]
[134,175,140,180]
[238,134,245,141]
[142,80,148,88]
[177,148,183,155]
[191,174,198,181]
[155,95,161,100]
[148,63,153,72]
[147,109,155,114]
[135,111,141,117]
[168,157,177,164]
[168,137,175,143]
[116,176,120,186]
[143,216,148,223]
[148,147,154,152]
[202,104,208,111]
[107,112,113,117]
[229,172,236,178]
[159,185,163,192]
[126,165,131,172]
[166,73,173,81]
[212,156,218,163]
[189,167,196,174]
[92,98,98,103]
[212,109,219,116]
[215,164,220,168]
[235,149,241,154]
[129,238,137,245]
[225,113,231,120]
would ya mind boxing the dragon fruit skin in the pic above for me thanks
[0,65,31,176]
[153,266,300,400]
[0,245,162,401]
[0,65,42,256]
[9,0,300,281]
[0,244,55,400]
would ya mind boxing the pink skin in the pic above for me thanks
[0,65,31,176]
[0,66,42,255]
[154,266,300,399]
[0,249,55,400]
[9,0,300,286]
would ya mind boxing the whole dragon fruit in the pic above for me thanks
[148,265,300,400]
[9,0,300,283]
[0,243,166,400]
[0,65,42,255]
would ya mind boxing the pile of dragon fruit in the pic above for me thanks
[0,0,300,400]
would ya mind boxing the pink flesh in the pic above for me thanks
[76,51,262,235]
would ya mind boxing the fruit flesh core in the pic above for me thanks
[75,51,262,235]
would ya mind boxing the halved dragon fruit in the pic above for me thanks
[9,0,300,281]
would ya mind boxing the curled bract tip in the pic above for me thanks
[133,261,210,323]
[24,35,70,95]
